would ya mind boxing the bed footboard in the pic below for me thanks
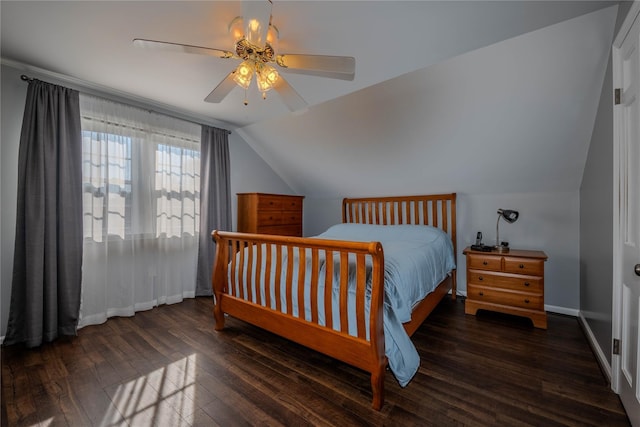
[211,230,387,410]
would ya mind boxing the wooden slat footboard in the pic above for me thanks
[211,231,387,410]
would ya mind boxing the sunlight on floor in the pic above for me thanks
[100,354,198,426]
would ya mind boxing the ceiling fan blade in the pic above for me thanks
[133,38,234,59]
[276,54,355,81]
[204,72,238,103]
[242,0,272,47]
[273,76,308,112]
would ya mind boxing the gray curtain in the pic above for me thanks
[196,125,231,296]
[4,79,83,347]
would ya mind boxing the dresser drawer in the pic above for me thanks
[257,210,284,225]
[467,270,543,292]
[503,257,544,276]
[258,225,302,236]
[467,285,544,310]
[467,254,502,271]
[280,210,302,225]
[281,197,303,211]
[257,196,284,211]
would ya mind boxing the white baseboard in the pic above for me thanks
[578,312,612,382]
[545,304,579,317]
[455,290,579,317]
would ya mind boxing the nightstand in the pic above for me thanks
[463,247,548,329]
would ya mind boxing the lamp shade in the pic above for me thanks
[498,209,519,223]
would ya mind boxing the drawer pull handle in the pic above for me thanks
[483,261,488,265]
[479,291,484,296]
[519,264,525,269]
[478,276,483,281]
[524,282,530,287]
[524,299,530,304]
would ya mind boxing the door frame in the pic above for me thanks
[612,0,640,396]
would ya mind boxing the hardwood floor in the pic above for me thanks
[1,296,630,426]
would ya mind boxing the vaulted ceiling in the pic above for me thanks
[1,1,619,198]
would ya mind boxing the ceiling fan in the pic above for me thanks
[133,0,355,111]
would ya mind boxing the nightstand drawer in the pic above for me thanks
[503,257,544,276]
[467,255,502,271]
[467,270,543,292]
[467,285,543,310]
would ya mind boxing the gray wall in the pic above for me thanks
[578,1,633,368]
[0,62,293,337]
[0,65,26,341]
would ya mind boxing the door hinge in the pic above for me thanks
[613,338,621,355]
[615,88,622,105]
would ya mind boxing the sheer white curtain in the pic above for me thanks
[78,95,201,327]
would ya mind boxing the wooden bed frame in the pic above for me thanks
[211,193,457,410]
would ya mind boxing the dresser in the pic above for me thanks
[463,247,548,329]
[237,193,304,237]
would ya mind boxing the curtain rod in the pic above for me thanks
[18,73,231,135]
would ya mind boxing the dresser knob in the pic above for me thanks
[524,282,530,287]
[524,299,530,304]
[479,291,484,296]
[478,276,483,281]
[519,264,525,269]
[483,261,488,265]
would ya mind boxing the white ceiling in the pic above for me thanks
[0,1,620,198]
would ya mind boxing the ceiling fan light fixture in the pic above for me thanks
[256,63,279,92]
[233,60,254,89]
[266,23,279,51]
[229,16,279,51]
[229,16,245,42]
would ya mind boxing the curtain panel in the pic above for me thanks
[78,95,202,327]
[196,125,231,296]
[5,79,83,348]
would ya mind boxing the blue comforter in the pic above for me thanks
[314,224,456,386]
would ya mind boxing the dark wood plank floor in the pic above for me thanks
[1,296,630,426]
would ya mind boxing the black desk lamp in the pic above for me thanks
[496,209,519,252]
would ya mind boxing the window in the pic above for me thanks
[82,130,133,242]
[80,96,201,242]
[155,143,200,238]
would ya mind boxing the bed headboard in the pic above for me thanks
[342,193,457,253]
